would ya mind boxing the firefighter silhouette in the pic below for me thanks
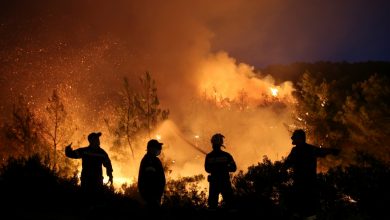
[285,129,340,219]
[138,139,166,210]
[205,133,237,209]
[65,132,113,194]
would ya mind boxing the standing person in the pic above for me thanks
[205,133,237,210]
[138,139,166,210]
[284,129,340,220]
[65,132,113,195]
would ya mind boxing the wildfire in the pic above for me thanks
[270,87,279,97]
[196,52,294,107]
[110,176,134,188]
[77,171,134,189]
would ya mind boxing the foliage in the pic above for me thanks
[106,72,169,158]
[163,174,207,209]
[232,156,289,218]
[135,71,170,136]
[0,154,79,211]
[42,89,76,169]
[337,74,390,161]
[232,153,390,219]
[292,71,390,166]
[106,77,139,158]
[0,151,389,219]
[292,71,345,148]
[0,62,389,219]
[3,95,47,157]
[322,151,390,219]
[0,154,140,218]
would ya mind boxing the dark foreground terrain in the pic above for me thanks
[1,155,389,220]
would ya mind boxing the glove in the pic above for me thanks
[108,176,113,186]
[65,143,73,154]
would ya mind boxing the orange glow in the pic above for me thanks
[196,52,295,106]
[108,176,134,188]
[4,40,296,193]
[42,50,297,192]
[270,87,279,97]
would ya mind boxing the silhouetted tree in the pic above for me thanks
[106,77,138,158]
[292,72,345,150]
[233,156,287,218]
[4,95,46,157]
[134,72,169,137]
[42,89,75,169]
[163,174,207,208]
[337,74,390,161]
[106,73,169,158]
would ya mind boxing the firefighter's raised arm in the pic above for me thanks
[65,143,81,158]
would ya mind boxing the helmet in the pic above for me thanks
[211,133,225,146]
[88,132,102,143]
[147,139,163,151]
[291,129,306,141]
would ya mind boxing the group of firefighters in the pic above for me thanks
[65,129,339,219]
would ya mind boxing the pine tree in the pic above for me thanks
[292,71,345,149]
[43,89,75,169]
[134,72,169,137]
[4,95,45,157]
[107,72,169,159]
[108,77,138,158]
[338,74,390,161]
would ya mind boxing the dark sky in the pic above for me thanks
[1,0,389,68]
[209,0,390,67]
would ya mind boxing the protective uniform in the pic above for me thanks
[65,132,113,193]
[285,129,339,218]
[138,139,166,209]
[205,133,237,209]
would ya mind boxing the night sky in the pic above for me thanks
[1,0,389,68]
[209,0,390,67]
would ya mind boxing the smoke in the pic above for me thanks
[196,51,294,103]
[0,0,298,186]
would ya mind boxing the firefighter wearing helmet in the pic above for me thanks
[65,132,113,194]
[138,139,166,210]
[205,133,237,209]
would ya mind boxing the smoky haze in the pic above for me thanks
[1,0,300,185]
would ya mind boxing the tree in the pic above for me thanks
[4,95,46,157]
[291,71,348,169]
[292,72,344,147]
[106,72,169,158]
[337,74,390,161]
[134,71,169,137]
[43,89,75,169]
[106,77,138,158]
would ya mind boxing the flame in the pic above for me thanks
[76,170,134,190]
[108,176,134,188]
[270,87,279,97]
[196,51,295,106]
[7,49,296,194]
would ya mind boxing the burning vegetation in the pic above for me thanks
[1,61,389,219]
